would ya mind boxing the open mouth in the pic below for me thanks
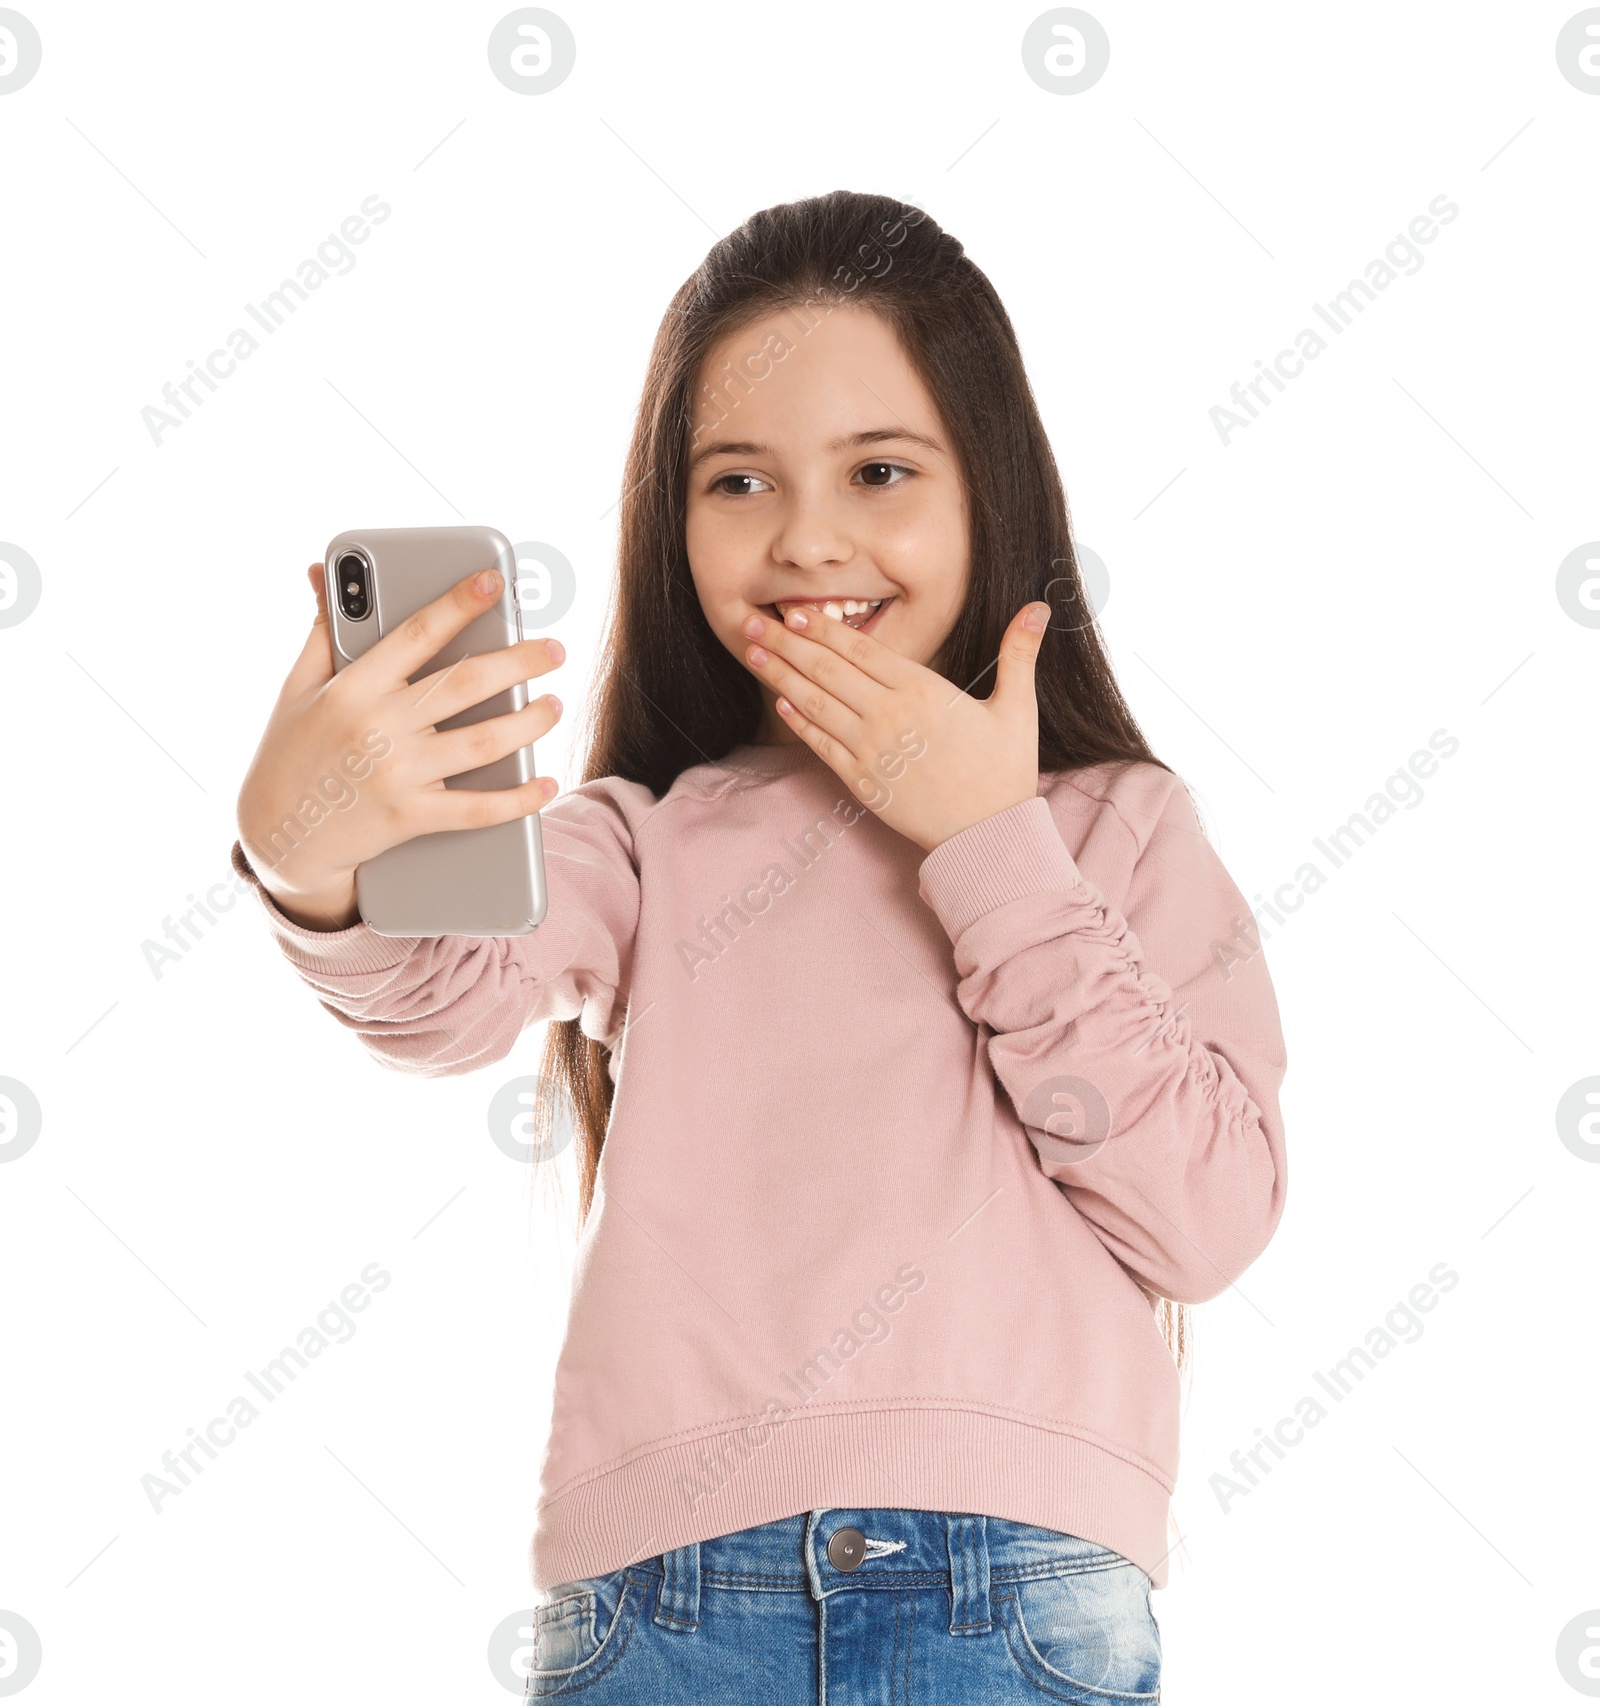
[764,596,894,634]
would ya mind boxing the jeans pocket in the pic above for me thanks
[525,1566,640,1697]
[1000,1555,1161,1701]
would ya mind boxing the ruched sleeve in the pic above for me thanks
[917,770,1288,1304]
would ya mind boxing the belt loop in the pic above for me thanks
[945,1514,992,1635]
[654,1539,702,1632]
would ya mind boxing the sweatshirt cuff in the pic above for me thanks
[230,840,422,973]
[917,795,1090,941]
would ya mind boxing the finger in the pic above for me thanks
[419,695,561,783]
[406,773,558,836]
[992,602,1049,714]
[347,566,507,691]
[750,642,859,749]
[407,635,564,728]
[772,601,904,689]
[750,610,875,716]
[286,562,336,691]
[770,692,861,789]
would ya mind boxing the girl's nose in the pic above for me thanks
[769,487,855,570]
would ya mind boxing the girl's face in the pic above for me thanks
[684,302,971,742]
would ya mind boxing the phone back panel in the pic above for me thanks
[325,525,548,937]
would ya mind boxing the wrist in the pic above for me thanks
[919,790,1038,854]
[250,855,360,932]
[269,882,361,933]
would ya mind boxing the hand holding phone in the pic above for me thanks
[236,549,564,934]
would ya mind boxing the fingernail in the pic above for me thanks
[540,779,557,800]
[785,607,809,629]
[546,638,565,664]
[742,614,764,638]
[1024,603,1049,632]
[545,694,561,715]
[474,569,502,597]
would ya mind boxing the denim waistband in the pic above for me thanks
[618,1508,1130,1638]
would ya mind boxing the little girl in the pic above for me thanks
[235,190,1287,1701]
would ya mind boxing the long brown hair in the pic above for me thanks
[531,189,1191,1370]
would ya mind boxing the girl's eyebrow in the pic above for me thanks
[687,425,945,473]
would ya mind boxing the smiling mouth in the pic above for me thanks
[764,596,894,632]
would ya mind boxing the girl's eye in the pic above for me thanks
[709,473,773,497]
[856,461,914,489]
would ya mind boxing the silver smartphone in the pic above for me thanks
[325,525,549,938]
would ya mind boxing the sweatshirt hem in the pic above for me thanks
[528,1404,1174,1596]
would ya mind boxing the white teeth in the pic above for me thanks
[774,598,886,615]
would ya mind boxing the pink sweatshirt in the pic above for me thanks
[231,740,1288,1591]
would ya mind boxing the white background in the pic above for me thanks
[1,2,1596,1701]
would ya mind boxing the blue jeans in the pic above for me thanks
[525,1507,1161,1702]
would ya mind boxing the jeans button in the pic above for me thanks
[826,1526,866,1572]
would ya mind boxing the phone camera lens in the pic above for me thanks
[337,551,371,621]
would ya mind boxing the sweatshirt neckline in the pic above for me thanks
[718,741,821,776]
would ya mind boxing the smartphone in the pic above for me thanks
[324,525,549,937]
